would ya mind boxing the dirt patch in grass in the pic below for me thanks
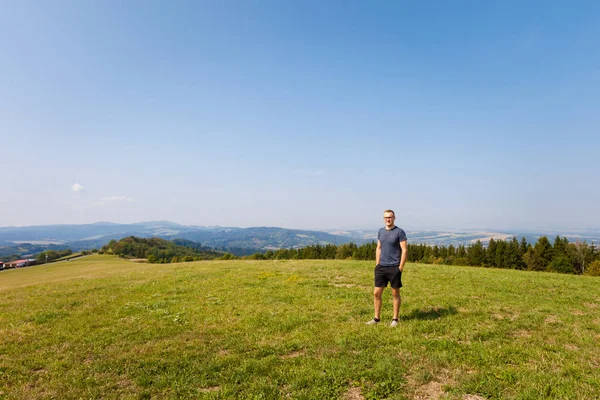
[333,276,354,288]
[407,369,456,400]
[544,316,560,324]
[199,386,220,393]
[492,312,519,321]
[280,384,292,398]
[564,344,579,351]
[463,395,487,400]
[333,283,355,288]
[281,351,304,359]
[571,310,586,316]
[343,386,365,400]
[414,381,445,399]
[584,302,598,309]
[395,349,414,362]
[117,377,136,391]
[545,337,557,345]
[32,368,47,374]
[507,312,519,321]
[84,355,95,365]
[511,330,532,338]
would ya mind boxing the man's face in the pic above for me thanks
[383,212,395,228]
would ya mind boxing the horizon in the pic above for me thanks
[2,1,599,230]
[0,219,598,236]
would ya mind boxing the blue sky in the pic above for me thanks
[1,1,599,231]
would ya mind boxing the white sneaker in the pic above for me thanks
[390,319,399,327]
[365,319,380,325]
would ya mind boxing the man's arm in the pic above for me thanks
[399,240,408,272]
[376,240,382,266]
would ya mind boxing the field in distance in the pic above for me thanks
[1,255,599,399]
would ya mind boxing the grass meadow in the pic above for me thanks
[1,255,599,399]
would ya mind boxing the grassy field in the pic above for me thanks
[1,255,599,399]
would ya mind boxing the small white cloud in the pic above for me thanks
[71,183,86,193]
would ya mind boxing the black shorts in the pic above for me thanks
[374,265,402,289]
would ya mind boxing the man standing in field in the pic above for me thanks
[366,209,408,327]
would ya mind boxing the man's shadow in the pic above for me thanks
[401,306,458,321]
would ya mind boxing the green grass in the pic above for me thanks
[54,252,84,262]
[1,255,599,399]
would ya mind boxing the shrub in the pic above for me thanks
[248,253,266,260]
[547,255,577,274]
[453,257,468,266]
[585,260,600,277]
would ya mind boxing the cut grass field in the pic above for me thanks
[1,255,599,399]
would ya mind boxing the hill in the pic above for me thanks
[1,255,599,398]
[0,222,361,257]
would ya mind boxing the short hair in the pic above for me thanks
[383,209,395,216]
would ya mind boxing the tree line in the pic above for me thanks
[240,236,600,276]
[100,236,223,263]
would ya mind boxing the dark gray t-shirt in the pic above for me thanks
[378,226,407,266]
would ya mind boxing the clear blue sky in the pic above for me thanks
[1,1,599,231]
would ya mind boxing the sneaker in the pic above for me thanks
[365,319,380,325]
[390,319,399,327]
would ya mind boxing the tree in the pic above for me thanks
[36,250,61,264]
[572,240,594,274]
[248,253,266,260]
[486,239,497,267]
[506,237,525,270]
[553,236,569,260]
[526,236,553,271]
[548,255,576,274]
[447,244,456,257]
[467,240,485,267]
[335,243,356,260]
[495,240,507,269]
[457,245,467,258]
[520,237,529,256]
[220,253,236,260]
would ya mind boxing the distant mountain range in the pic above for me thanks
[0,221,361,259]
[1,221,598,259]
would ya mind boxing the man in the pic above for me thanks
[366,209,408,327]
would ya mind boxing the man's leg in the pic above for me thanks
[373,287,384,319]
[391,288,401,320]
